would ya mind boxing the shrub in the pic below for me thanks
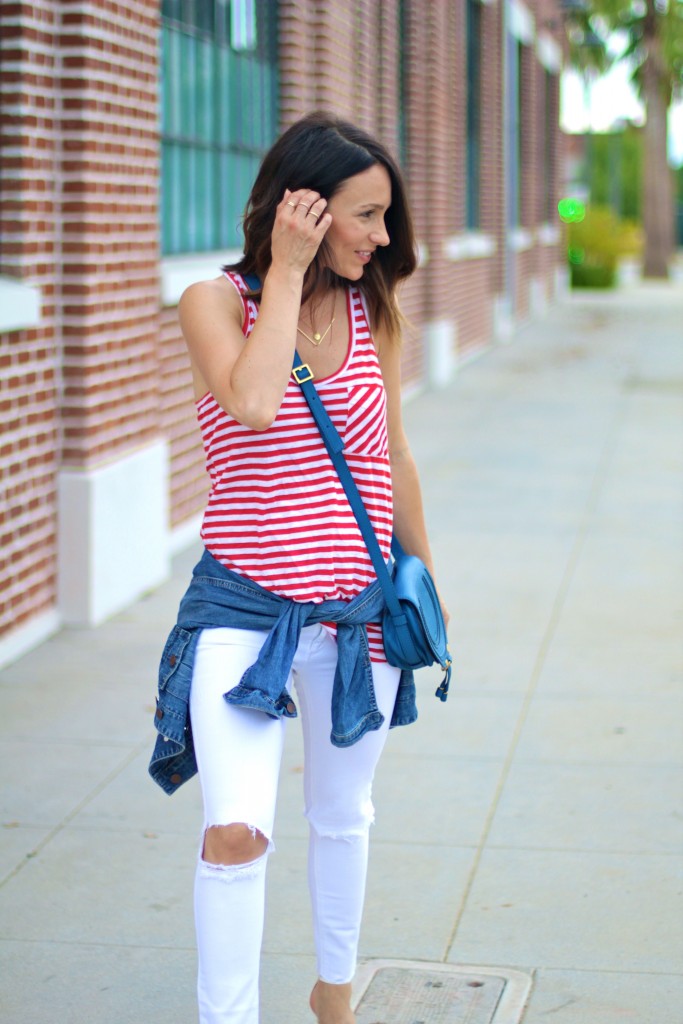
[567,205,642,289]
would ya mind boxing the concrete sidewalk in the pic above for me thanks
[1,279,682,1024]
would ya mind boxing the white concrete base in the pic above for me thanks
[617,258,642,287]
[424,319,456,389]
[530,276,548,317]
[58,439,171,626]
[169,511,203,556]
[0,608,60,671]
[493,294,515,342]
[555,264,570,297]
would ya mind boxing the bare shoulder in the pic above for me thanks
[179,274,244,325]
[177,276,250,402]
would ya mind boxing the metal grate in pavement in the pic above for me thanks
[353,960,533,1024]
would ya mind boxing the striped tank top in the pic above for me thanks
[196,272,393,661]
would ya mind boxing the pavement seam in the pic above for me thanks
[0,738,149,889]
[442,385,629,964]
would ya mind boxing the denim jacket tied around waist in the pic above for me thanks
[148,547,417,794]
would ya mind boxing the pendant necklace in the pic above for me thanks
[297,317,335,347]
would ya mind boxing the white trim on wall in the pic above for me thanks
[507,0,534,44]
[536,32,562,72]
[0,277,41,333]
[444,232,497,261]
[537,223,561,245]
[510,228,534,252]
[161,249,243,307]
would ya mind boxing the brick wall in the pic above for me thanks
[0,1,60,637]
[0,0,160,642]
[481,0,506,298]
[0,0,567,650]
[59,0,160,467]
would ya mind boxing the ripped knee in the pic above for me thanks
[201,822,270,867]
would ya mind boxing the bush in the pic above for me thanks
[567,205,642,289]
[570,263,616,288]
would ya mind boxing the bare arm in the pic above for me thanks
[379,329,450,627]
[178,189,331,430]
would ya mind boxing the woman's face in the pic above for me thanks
[323,163,392,280]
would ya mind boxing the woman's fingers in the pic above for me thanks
[283,190,326,222]
[272,189,332,269]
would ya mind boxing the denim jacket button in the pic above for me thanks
[286,702,296,714]
[155,707,164,719]
[170,773,182,785]
[169,654,177,666]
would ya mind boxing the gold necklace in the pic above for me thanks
[297,317,335,346]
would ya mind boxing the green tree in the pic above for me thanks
[568,0,683,278]
[587,127,643,219]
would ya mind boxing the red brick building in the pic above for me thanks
[0,0,565,665]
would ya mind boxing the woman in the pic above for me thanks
[149,111,448,1024]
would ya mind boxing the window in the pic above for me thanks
[465,0,481,229]
[160,0,278,255]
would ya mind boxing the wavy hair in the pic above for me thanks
[225,111,417,343]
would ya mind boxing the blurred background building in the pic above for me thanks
[0,0,566,663]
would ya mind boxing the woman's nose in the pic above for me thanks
[370,222,390,246]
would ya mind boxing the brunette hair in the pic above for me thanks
[225,111,417,343]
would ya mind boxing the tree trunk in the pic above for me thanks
[641,2,674,278]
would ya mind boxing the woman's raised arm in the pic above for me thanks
[178,189,331,430]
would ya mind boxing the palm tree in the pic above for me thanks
[566,0,682,278]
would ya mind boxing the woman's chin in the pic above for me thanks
[321,258,364,282]
[341,266,364,281]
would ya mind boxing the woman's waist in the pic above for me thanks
[198,539,387,607]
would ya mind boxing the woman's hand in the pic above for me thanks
[438,592,450,631]
[270,189,332,275]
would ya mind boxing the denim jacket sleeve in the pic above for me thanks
[147,550,418,794]
[148,624,200,794]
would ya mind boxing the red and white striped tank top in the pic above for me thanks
[196,272,393,661]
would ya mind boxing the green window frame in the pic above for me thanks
[160,0,279,255]
[465,0,482,230]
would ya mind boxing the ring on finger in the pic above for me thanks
[298,202,310,210]
[286,201,297,208]
[309,210,320,220]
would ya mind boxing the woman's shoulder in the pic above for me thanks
[179,274,245,318]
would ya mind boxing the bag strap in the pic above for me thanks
[291,353,405,620]
[239,272,402,618]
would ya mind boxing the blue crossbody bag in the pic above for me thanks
[241,273,452,700]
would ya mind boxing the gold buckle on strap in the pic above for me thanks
[292,363,314,384]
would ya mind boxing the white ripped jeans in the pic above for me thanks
[189,623,401,1024]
